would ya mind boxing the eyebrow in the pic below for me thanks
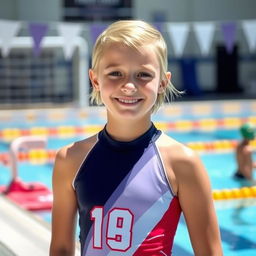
[105,63,122,69]
[104,63,156,72]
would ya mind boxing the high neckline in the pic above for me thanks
[98,123,159,151]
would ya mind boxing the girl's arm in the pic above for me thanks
[175,148,223,256]
[49,147,78,256]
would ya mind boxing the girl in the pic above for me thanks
[50,20,223,256]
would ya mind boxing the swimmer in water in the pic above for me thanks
[235,123,256,180]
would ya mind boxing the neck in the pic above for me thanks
[105,115,152,142]
[241,139,250,145]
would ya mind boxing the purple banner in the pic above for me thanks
[153,22,163,33]
[90,23,108,43]
[221,22,237,54]
[28,23,48,56]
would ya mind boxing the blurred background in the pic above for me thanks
[0,0,255,109]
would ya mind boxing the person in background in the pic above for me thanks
[235,123,256,180]
[50,20,222,256]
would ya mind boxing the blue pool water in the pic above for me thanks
[0,106,256,256]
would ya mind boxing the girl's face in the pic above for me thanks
[89,43,168,121]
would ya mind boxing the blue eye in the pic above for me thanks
[109,71,122,77]
[137,72,152,78]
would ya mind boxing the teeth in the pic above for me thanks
[118,98,138,104]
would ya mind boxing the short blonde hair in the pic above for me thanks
[90,20,180,112]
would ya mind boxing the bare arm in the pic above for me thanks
[49,147,78,256]
[175,148,223,256]
[252,149,256,168]
[237,145,254,179]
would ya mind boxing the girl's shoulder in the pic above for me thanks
[156,132,196,160]
[57,134,98,160]
[53,134,98,178]
[156,132,210,197]
[156,132,203,177]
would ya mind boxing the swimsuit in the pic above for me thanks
[234,170,246,179]
[73,124,181,256]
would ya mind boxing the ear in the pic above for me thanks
[158,72,171,94]
[89,69,100,91]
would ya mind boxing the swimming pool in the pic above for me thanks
[0,101,256,255]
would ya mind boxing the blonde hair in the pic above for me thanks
[90,20,180,112]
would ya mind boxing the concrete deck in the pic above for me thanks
[0,195,80,256]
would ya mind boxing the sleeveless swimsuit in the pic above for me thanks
[73,124,181,256]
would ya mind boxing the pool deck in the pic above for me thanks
[0,195,80,256]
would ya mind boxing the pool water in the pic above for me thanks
[173,204,256,256]
[0,108,256,255]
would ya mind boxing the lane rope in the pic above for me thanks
[0,117,256,140]
[0,139,255,165]
[213,186,256,200]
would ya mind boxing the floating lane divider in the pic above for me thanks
[0,139,255,165]
[213,186,256,200]
[0,116,256,140]
[0,124,104,141]
[0,149,56,165]
[187,139,256,152]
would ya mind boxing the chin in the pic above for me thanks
[117,110,151,120]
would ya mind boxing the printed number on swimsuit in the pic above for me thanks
[90,207,134,251]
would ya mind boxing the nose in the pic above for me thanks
[121,82,137,95]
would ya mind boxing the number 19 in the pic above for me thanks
[91,207,134,252]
